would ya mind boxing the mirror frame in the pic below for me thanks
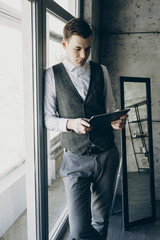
[120,76,156,230]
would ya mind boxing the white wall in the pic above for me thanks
[0,164,26,237]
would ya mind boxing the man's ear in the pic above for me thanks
[62,39,67,49]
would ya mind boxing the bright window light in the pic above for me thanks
[0,0,21,11]
[0,25,25,175]
[53,0,76,16]
[48,13,65,36]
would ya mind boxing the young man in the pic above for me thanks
[44,18,127,240]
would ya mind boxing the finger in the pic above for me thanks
[77,128,85,134]
[111,119,122,124]
[82,118,90,122]
[120,122,125,128]
[120,113,129,120]
[85,126,92,132]
[76,124,87,134]
[79,129,88,134]
[121,119,126,124]
[80,119,91,128]
[78,125,92,134]
[112,121,126,129]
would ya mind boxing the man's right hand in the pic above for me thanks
[66,118,92,134]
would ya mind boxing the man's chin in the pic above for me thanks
[76,61,85,66]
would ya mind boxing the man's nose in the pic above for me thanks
[80,49,86,59]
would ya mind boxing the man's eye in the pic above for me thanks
[85,47,91,51]
[75,48,81,51]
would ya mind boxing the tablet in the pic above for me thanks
[88,109,130,128]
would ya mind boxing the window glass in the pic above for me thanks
[0,24,24,177]
[0,1,35,239]
[48,13,65,36]
[0,0,21,11]
[48,14,65,73]
[53,0,76,16]
[46,12,67,234]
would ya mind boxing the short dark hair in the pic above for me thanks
[63,18,92,41]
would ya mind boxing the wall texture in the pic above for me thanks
[83,0,100,62]
[100,0,160,199]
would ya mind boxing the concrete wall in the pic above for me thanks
[99,0,160,199]
[83,0,100,62]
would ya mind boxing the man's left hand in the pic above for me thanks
[111,114,128,130]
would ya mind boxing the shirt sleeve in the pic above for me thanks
[44,67,68,132]
[101,65,117,113]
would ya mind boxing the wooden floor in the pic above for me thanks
[107,200,160,240]
[62,199,160,240]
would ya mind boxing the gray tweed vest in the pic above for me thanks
[53,61,114,154]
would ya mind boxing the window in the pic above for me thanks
[0,2,24,177]
[0,0,80,239]
[0,0,37,239]
[47,13,65,67]
[45,1,80,238]
[0,25,24,177]
[46,12,67,236]
[53,0,76,16]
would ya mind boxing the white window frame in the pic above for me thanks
[0,0,37,239]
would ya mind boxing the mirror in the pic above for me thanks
[120,77,156,230]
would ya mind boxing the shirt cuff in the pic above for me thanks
[57,118,69,132]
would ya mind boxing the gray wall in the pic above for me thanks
[83,0,100,62]
[99,0,160,199]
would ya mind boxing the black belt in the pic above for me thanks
[65,144,115,156]
[83,146,104,155]
[83,144,114,156]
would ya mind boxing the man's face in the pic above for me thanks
[62,35,92,67]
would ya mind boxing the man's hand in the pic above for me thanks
[111,114,128,130]
[66,118,92,134]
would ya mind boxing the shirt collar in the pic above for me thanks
[63,58,88,72]
[63,58,75,72]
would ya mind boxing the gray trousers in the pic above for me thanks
[60,145,119,240]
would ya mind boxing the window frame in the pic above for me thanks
[32,0,81,240]
[0,1,37,239]
[0,0,81,239]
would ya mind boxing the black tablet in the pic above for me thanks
[88,109,130,128]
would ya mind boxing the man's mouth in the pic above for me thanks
[77,59,85,64]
